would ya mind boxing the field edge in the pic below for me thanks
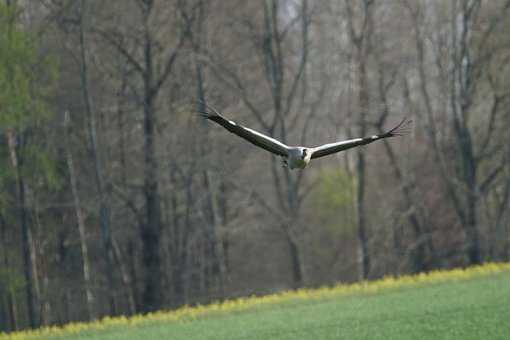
[2,261,510,340]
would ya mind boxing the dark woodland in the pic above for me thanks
[0,0,509,332]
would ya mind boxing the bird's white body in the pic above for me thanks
[286,147,312,169]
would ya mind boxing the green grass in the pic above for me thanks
[32,268,510,340]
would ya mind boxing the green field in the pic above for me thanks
[6,264,510,340]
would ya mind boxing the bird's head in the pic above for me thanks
[301,148,308,160]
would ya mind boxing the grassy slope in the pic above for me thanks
[6,263,510,340]
[36,269,510,340]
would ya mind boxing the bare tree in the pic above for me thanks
[191,0,230,298]
[202,0,317,288]
[63,111,95,320]
[344,0,374,279]
[408,0,510,264]
[0,215,18,332]
[96,0,186,311]
[1,0,510,332]
[77,0,116,315]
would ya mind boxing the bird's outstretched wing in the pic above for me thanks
[198,102,289,157]
[310,118,412,159]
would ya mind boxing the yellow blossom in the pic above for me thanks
[1,262,509,340]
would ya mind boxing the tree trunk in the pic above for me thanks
[465,191,481,264]
[78,0,116,314]
[141,39,163,312]
[286,232,303,288]
[203,170,228,297]
[450,1,482,264]
[0,215,18,332]
[345,0,374,280]
[355,149,369,279]
[197,62,227,297]
[6,130,37,328]
[64,111,96,320]
[18,169,36,328]
[6,292,17,332]
[111,238,136,315]
[285,172,304,287]
[355,53,370,280]
[494,156,510,260]
[126,240,141,312]
[377,76,431,273]
[0,216,6,332]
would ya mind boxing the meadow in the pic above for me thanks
[3,262,510,340]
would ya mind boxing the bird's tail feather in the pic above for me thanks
[385,118,413,137]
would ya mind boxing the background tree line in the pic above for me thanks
[0,0,509,332]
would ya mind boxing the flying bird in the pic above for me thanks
[199,102,412,170]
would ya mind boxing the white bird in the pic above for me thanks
[199,102,412,170]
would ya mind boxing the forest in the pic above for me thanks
[0,0,509,332]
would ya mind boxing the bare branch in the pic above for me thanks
[202,55,271,132]
[95,29,145,75]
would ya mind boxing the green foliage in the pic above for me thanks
[0,2,58,187]
[311,168,356,235]
[0,267,24,298]
[21,143,60,189]
[0,6,32,125]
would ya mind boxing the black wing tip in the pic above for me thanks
[196,100,222,120]
[386,118,413,137]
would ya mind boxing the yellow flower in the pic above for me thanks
[1,262,509,340]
